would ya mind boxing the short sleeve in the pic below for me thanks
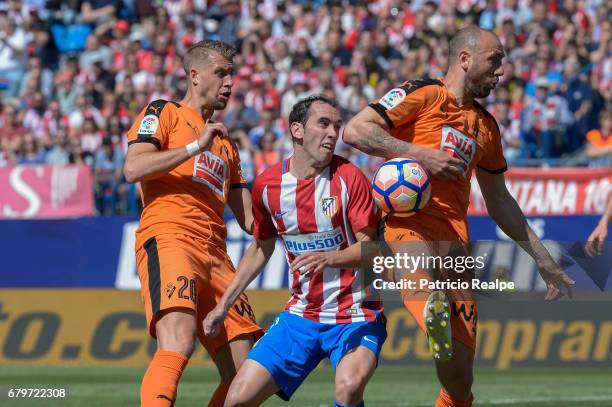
[368,79,442,130]
[126,100,174,150]
[228,139,247,189]
[251,178,277,240]
[345,165,378,234]
[477,116,508,174]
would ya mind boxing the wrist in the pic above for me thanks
[185,140,200,156]
[326,251,339,268]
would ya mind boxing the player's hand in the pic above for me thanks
[417,148,467,181]
[537,259,575,301]
[291,252,331,275]
[203,306,227,338]
[198,123,228,151]
[585,222,607,257]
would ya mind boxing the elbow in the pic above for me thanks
[342,120,360,148]
[123,162,140,184]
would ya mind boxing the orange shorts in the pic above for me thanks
[136,234,263,359]
[383,214,477,352]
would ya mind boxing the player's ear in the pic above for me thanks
[459,50,470,71]
[190,68,199,85]
[290,122,304,144]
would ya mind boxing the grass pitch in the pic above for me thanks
[0,365,611,406]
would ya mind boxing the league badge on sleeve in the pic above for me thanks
[379,88,406,110]
[138,115,159,135]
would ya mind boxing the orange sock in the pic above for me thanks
[140,350,189,407]
[435,388,474,407]
[208,382,230,407]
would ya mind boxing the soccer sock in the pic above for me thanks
[334,401,365,407]
[207,382,230,407]
[435,388,474,407]
[140,350,188,407]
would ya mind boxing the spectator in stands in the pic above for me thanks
[254,131,281,175]
[248,107,284,147]
[494,101,522,163]
[561,58,598,153]
[45,128,71,166]
[521,78,573,158]
[230,129,256,187]
[224,92,259,132]
[93,136,125,215]
[0,15,27,97]
[585,110,612,167]
[16,134,45,165]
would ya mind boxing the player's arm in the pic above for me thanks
[124,121,228,183]
[476,168,575,300]
[203,238,275,337]
[227,186,254,234]
[586,194,612,256]
[290,227,377,274]
[343,103,466,180]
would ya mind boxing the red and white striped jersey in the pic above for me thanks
[252,155,383,324]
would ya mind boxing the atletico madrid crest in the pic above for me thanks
[321,196,338,218]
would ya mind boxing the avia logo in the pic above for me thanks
[193,151,228,197]
[440,125,476,173]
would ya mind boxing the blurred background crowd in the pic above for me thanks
[0,0,610,215]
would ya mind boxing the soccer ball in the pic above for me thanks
[372,158,431,217]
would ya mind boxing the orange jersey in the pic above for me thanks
[126,100,247,248]
[370,78,507,241]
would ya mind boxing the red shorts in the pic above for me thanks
[383,214,477,351]
[136,234,263,359]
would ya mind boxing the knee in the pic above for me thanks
[224,381,253,407]
[335,373,366,403]
[158,334,195,357]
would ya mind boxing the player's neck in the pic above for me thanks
[443,70,474,106]
[289,151,328,179]
[179,92,214,121]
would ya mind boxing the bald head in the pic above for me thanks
[449,26,498,60]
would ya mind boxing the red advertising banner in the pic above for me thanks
[469,167,612,216]
[0,165,93,219]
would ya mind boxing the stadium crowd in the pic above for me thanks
[0,0,610,215]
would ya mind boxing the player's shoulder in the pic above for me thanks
[141,99,181,117]
[331,155,367,179]
[253,160,284,189]
[395,77,444,98]
[473,100,501,135]
[400,77,444,92]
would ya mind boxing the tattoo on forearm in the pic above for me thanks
[354,127,410,158]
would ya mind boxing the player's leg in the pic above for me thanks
[383,219,476,406]
[325,317,387,406]
[137,235,200,407]
[197,244,263,406]
[226,312,325,405]
[334,346,377,407]
[208,335,255,407]
[434,339,474,406]
[224,359,280,406]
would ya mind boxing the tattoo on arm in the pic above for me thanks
[355,126,412,158]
